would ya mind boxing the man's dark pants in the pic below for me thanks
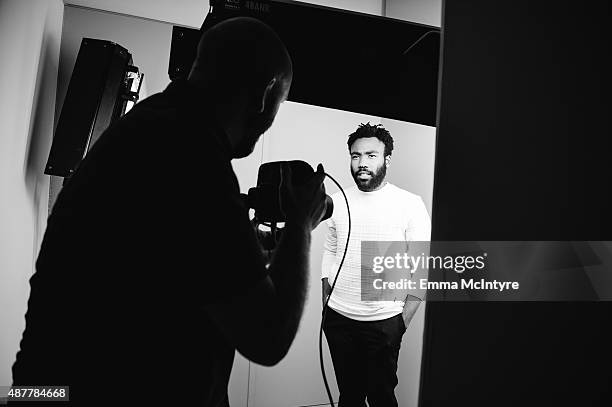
[323,306,406,407]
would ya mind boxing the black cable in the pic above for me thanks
[319,172,352,407]
[402,30,439,56]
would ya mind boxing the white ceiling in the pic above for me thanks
[63,0,387,28]
[64,0,211,27]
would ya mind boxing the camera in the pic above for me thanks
[244,160,333,223]
[243,160,333,254]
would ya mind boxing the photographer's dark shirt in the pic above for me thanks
[12,80,268,405]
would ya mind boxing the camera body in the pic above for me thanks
[245,160,333,223]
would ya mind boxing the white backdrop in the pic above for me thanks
[232,101,436,407]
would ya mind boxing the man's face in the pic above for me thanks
[234,78,291,159]
[350,137,388,191]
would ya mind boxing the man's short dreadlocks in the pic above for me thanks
[347,122,394,156]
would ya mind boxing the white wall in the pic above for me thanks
[250,102,380,406]
[65,0,209,28]
[248,102,436,407]
[56,6,172,109]
[386,0,442,26]
[0,0,64,389]
[303,0,383,15]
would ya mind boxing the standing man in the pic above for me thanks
[321,123,431,407]
[13,17,328,406]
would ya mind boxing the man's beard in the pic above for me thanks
[352,164,387,191]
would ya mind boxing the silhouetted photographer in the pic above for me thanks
[12,17,327,406]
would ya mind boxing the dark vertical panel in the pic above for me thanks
[421,1,612,406]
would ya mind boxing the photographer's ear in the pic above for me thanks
[258,78,277,113]
[385,155,391,168]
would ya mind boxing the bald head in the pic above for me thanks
[188,17,292,97]
[187,17,293,159]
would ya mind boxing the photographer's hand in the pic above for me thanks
[204,163,328,367]
[279,163,327,231]
[322,277,332,308]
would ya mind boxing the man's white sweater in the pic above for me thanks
[321,183,431,321]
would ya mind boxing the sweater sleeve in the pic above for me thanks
[321,217,338,280]
[405,196,432,301]
[406,196,432,242]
